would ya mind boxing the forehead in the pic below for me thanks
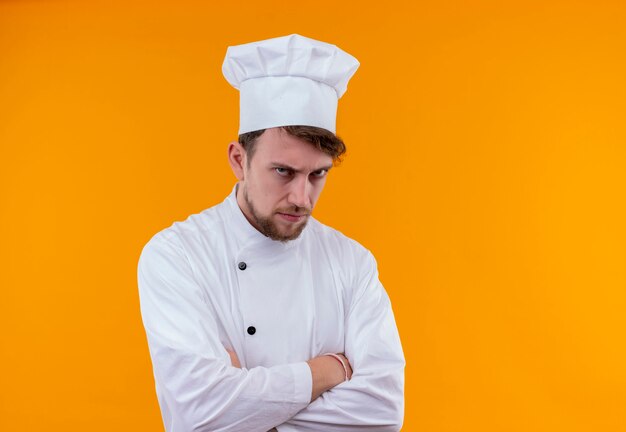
[253,128,333,168]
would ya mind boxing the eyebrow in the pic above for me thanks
[270,162,333,173]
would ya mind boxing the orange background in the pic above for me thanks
[1,0,625,430]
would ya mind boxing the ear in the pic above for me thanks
[227,141,247,181]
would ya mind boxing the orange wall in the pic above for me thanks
[1,0,625,430]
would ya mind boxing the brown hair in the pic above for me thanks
[238,125,346,164]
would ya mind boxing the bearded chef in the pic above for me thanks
[138,34,405,432]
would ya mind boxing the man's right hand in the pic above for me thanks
[306,353,353,402]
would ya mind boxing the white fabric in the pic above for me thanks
[222,34,360,134]
[138,185,405,431]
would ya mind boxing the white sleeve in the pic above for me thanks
[137,234,312,432]
[276,251,405,431]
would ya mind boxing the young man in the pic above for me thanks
[138,34,405,432]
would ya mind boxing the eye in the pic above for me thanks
[275,167,292,177]
[311,169,328,178]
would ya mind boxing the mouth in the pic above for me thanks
[276,212,309,223]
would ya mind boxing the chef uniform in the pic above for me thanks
[138,34,405,432]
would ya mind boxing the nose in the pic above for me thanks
[287,175,311,210]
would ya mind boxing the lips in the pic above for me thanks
[277,212,308,222]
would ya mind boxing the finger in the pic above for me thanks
[226,348,241,368]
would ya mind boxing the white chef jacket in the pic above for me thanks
[138,185,405,432]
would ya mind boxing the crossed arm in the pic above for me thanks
[138,235,404,431]
[227,349,354,432]
[227,349,353,402]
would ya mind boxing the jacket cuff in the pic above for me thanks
[289,361,312,404]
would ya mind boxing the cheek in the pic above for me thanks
[251,172,285,208]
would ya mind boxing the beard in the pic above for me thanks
[243,187,310,242]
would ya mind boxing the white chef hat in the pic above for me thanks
[222,34,360,135]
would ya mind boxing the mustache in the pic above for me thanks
[275,206,311,216]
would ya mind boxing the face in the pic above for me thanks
[229,128,334,242]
